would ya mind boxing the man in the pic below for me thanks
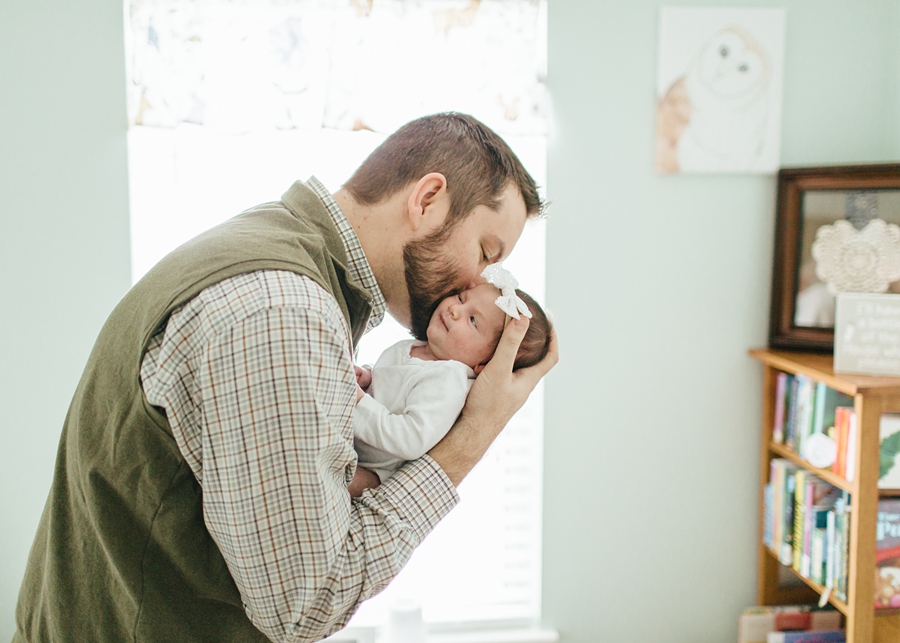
[14,113,557,643]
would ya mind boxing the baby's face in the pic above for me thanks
[426,283,506,369]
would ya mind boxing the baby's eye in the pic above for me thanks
[470,315,478,328]
[458,293,464,302]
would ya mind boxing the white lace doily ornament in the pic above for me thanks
[811,219,900,294]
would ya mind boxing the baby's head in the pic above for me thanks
[425,282,552,373]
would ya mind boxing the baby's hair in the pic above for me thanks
[512,290,552,371]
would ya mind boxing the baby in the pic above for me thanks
[349,264,552,496]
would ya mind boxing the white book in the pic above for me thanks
[811,528,825,585]
[825,510,836,590]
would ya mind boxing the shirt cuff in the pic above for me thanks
[374,454,460,542]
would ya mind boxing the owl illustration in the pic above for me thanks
[656,26,771,173]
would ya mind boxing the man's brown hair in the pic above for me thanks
[513,290,553,371]
[343,112,544,230]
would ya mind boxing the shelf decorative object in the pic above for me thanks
[768,164,900,352]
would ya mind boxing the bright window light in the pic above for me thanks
[126,0,548,633]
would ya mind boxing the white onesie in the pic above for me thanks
[353,339,475,482]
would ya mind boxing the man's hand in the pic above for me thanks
[348,466,380,498]
[427,316,558,486]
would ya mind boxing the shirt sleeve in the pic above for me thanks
[353,364,471,461]
[186,285,459,642]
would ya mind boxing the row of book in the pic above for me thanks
[764,459,900,609]
[772,373,853,469]
[763,461,850,601]
[737,605,843,643]
[773,371,900,489]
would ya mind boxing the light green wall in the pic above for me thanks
[893,0,900,152]
[543,2,898,642]
[0,0,131,638]
[1,0,898,641]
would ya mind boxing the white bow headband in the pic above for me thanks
[481,263,532,320]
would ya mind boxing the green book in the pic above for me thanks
[880,414,900,490]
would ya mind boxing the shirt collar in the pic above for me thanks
[307,176,386,330]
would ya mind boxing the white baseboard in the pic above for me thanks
[324,626,559,643]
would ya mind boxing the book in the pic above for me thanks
[768,459,797,559]
[832,407,849,478]
[880,414,900,490]
[825,509,836,590]
[844,411,858,483]
[811,527,825,585]
[786,376,802,449]
[796,383,851,467]
[801,477,839,579]
[737,605,842,643]
[810,485,841,585]
[875,498,900,609]
[836,492,851,602]
[767,631,845,643]
[773,460,786,552]
[781,466,798,566]
[767,459,798,561]
[793,376,815,454]
[774,372,790,443]
[793,469,807,572]
[810,385,853,437]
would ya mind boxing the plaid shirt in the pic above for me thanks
[140,178,459,642]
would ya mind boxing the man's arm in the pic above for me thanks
[428,316,559,486]
[182,275,459,643]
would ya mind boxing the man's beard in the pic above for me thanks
[404,227,462,341]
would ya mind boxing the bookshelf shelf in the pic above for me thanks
[769,442,900,499]
[750,348,900,643]
[768,442,851,493]
[764,547,849,616]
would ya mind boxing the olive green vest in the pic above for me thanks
[14,181,372,643]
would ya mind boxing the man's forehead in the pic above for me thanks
[469,200,527,242]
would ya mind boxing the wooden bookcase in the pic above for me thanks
[750,348,900,643]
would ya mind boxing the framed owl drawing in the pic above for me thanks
[768,164,900,352]
[655,8,786,174]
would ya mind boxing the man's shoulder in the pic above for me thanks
[192,270,349,340]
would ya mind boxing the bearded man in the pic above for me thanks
[14,112,557,643]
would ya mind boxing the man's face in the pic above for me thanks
[404,183,527,340]
[426,284,506,368]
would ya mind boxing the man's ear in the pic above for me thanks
[473,363,486,375]
[406,173,448,233]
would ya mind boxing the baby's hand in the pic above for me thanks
[354,365,372,390]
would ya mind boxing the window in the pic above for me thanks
[126,0,548,635]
